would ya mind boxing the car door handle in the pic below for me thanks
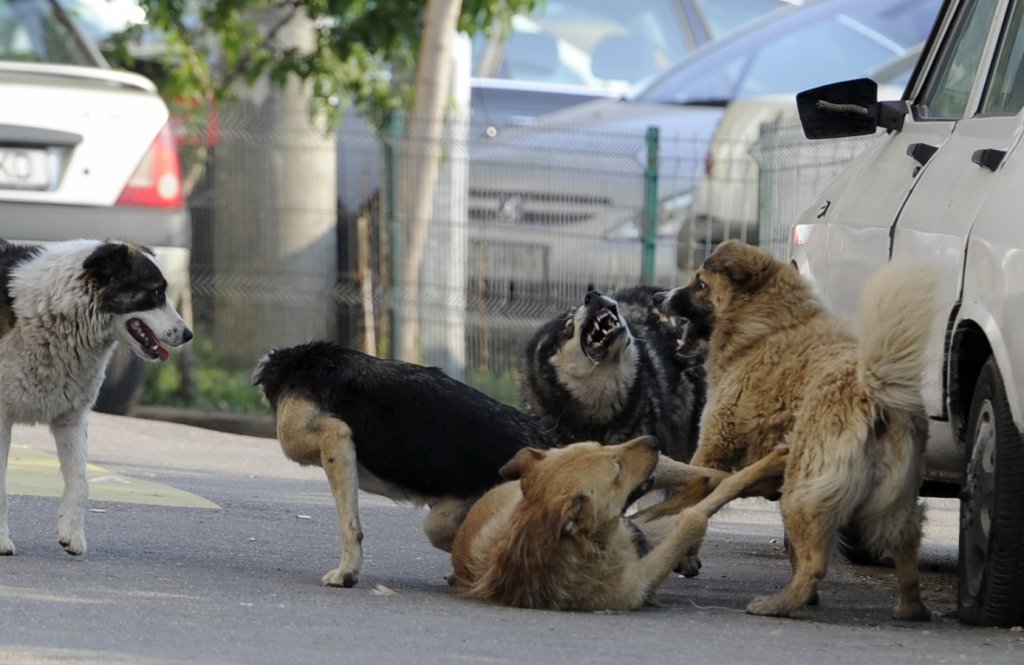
[971,148,1006,171]
[906,142,938,165]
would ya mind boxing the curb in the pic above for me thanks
[129,405,276,439]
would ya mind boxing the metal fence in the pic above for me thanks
[178,103,708,402]
[173,102,880,408]
[752,119,882,261]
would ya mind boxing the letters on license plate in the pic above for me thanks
[0,147,52,190]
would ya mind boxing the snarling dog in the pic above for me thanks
[644,240,936,620]
[0,239,193,557]
[519,286,704,461]
[449,435,787,610]
[252,340,553,588]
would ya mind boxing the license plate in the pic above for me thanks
[469,239,548,283]
[0,147,53,190]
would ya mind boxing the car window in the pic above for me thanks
[695,0,789,35]
[982,0,1024,117]
[472,0,690,90]
[737,20,894,97]
[917,0,999,120]
[0,0,94,65]
[636,0,938,106]
[641,18,896,104]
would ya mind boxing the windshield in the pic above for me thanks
[636,0,939,105]
[696,0,794,35]
[0,0,98,65]
[471,0,793,92]
[472,0,691,91]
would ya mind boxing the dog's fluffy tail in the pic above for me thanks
[856,260,939,413]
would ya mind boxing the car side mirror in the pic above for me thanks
[796,78,908,139]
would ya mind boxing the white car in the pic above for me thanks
[789,0,1024,628]
[0,0,189,413]
[680,46,921,270]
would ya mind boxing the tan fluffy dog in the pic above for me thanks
[449,435,788,611]
[644,240,937,620]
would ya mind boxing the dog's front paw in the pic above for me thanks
[675,554,702,577]
[0,535,15,556]
[58,533,86,556]
[322,567,359,588]
[745,594,793,617]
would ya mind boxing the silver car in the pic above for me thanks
[0,0,189,413]
[467,0,939,296]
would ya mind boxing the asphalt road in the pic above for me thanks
[2,414,1022,665]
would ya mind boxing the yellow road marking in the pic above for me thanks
[7,446,219,510]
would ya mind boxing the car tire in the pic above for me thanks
[958,357,1024,627]
[93,346,146,415]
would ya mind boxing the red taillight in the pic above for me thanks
[703,149,714,176]
[116,122,183,208]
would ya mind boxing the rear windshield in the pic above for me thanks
[0,0,96,65]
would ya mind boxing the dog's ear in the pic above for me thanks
[705,240,776,293]
[499,447,546,481]
[560,493,596,536]
[560,313,575,341]
[83,242,130,277]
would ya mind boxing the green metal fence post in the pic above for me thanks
[642,125,660,285]
[386,113,404,358]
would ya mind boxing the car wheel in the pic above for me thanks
[93,346,146,415]
[958,357,1024,626]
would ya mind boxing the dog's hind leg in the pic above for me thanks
[889,508,929,621]
[746,497,836,618]
[423,497,475,553]
[317,418,363,588]
[636,447,789,596]
[0,419,14,555]
[855,499,929,621]
[51,411,89,556]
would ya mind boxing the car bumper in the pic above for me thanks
[0,201,190,248]
[0,201,191,305]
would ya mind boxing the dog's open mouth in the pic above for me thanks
[623,476,655,513]
[127,318,170,361]
[581,306,626,362]
[678,320,695,352]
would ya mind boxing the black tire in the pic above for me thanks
[958,357,1024,626]
[93,346,146,415]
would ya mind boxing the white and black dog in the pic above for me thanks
[0,239,193,557]
[253,340,554,588]
[519,286,705,462]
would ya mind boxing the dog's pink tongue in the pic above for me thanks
[157,346,170,362]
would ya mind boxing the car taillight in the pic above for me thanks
[116,122,183,208]
[703,149,714,176]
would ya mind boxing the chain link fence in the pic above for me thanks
[176,103,707,405]
[753,118,882,262]
[170,100,882,410]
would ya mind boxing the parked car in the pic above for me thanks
[467,0,799,136]
[680,45,920,270]
[0,0,189,414]
[466,0,939,297]
[337,0,797,223]
[789,0,1024,628]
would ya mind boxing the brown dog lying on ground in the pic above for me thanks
[449,435,788,611]
[643,240,937,620]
